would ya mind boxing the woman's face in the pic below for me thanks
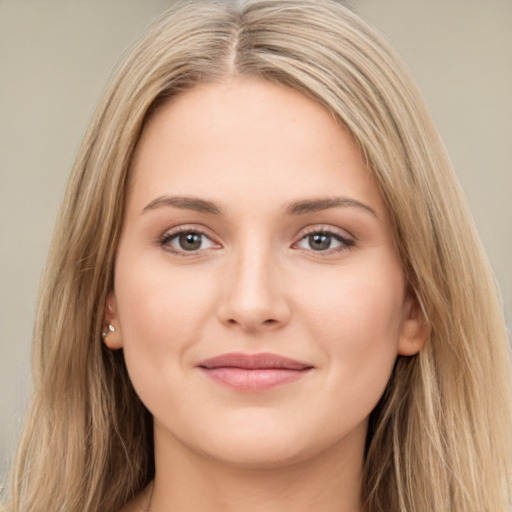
[106,77,425,469]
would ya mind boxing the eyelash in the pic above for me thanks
[157,227,217,255]
[294,227,355,255]
[157,226,356,256]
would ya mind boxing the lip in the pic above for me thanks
[197,352,313,392]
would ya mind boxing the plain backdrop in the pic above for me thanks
[1,0,511,484]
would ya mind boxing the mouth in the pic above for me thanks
[197,352,314,392]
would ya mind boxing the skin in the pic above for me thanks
[105,77,426,512]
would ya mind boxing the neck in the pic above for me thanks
[147,424,365,512]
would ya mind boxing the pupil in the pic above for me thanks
[179,232,202,250]
[309,233,330,251]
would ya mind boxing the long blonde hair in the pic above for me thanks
[4,1,511,510]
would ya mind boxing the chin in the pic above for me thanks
[220,437,311,468]
[171,413,366,471]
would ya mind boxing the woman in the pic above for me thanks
[4,0,511,511]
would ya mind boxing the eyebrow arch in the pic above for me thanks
[285,197,377,217]
[142,195,377,218]
[142,195,222,215]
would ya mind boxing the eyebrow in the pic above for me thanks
[141,195,377,218]
[284,197,377,217]
[142,195,222,215]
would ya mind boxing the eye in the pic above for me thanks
[295,230,354,253]
[159,229,218,253]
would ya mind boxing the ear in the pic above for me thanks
[397,291,429,356]
[101,291,123,350]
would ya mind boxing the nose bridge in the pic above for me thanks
[219,233,289,330]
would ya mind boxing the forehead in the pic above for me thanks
[127,77,386,218]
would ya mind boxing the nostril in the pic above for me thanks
[227,318,276,325]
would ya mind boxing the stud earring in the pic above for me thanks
[101,324,116,338]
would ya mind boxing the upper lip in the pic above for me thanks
[198,352,313,370]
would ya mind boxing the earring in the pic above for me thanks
[101,324,116,338]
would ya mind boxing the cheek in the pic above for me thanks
[112,252,219,399]
[306,252,404,338]
[296,258,404,405]
[115,250,218,337]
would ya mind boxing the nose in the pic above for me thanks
[217,244,291,332]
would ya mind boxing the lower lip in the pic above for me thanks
[200,367,310,392]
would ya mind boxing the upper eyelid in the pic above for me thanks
[157,223,355,246]
[161,224,216,238]
[295,224,355,241]
[157,230,221,258]
[291,225,357,252]
[158,225,220,248]
[294,232,353,246]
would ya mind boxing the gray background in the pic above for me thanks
[1,0,511,484]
